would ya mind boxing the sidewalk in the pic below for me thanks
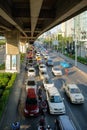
[59,53,87,75]
[0,63,25,130]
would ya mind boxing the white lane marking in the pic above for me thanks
[61,80,82,130]
[65,101,82,130]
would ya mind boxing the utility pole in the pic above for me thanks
[75,39,77,66]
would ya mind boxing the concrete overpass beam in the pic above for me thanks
[5,30,20,73]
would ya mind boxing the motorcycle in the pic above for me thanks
[38,116,45,130]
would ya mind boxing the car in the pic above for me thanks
[28,67,36,77]
[39,70,49,80]
[46,87,66,114]
[46,58,54,66]
[44,54,49,60]
[43,78,54,90]
[55,115,76,130]
[60,61,70,68]
[39,64,47,72]
[64,83,84,104]
[26,59,34,67]
[25,77,37,91]
[52,66,62,76]
[24,88,39,116]
[36,56,42,61]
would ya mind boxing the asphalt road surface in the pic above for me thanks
[0,49,87,130]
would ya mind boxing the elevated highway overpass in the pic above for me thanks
[0,0,87,73]
[0,0,87,42]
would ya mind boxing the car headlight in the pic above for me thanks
[71,96,76,101]
[24,108,28,113]
[49,106,54,111]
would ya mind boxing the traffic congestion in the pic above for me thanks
[17,42,87,130]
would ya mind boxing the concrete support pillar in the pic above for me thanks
[19,39,26,53]
[5,30,20,73]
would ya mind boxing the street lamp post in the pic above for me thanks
[71,27,78,67]
[75,39,78,66]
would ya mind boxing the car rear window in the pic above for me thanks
[27,81,35,85]
[26,97,37,105]
[70,88,80,93]
[29,69,34,72]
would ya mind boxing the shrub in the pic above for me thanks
[0,63,5,70]
[6,73,17,89]
[0,89,3,97]
[0,77,9,88]
[0,73,17,120]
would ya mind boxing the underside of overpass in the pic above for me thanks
[0,0,87,43]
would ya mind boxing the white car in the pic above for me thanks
[39,64,47,72]
[44,54,49,60]
[39,70,49,80]
[52,66,62,76]
[43,78,54,90]
[64,83,84,104]
[28,67,36,77]
[25,77,37,91]
[46,87,66,114]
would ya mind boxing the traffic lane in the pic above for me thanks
[51,73,87,130]
[62,90,87,130]
[51,75,87,130]
[47,52,87,130]
[18,66,60,129]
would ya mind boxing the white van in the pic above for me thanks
[46,87,66,114]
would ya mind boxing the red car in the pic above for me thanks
[24,88,39,117]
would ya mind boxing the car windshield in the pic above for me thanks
[48,60,52,62]
[42,71,47,75]
[70,88,80,93]
[29,69,34,72]
[40,65,45,68]
[54,68,59,71]
[27,81,35,85]
[26,98,37,105]
[50,96,62,103]
[45,79,53,84]
[29,60,33,63]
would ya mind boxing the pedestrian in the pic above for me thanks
[65,68,68,76]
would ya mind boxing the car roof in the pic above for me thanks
[39,64,45,66]
[58,115,75,130]
[27,77,35,81]
[67,84,78,89]
[48,87,60,96]
[27,88,36,98]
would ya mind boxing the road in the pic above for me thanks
[0,49,87,130]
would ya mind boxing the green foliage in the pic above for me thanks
[0,63,5,70]
[77,56,87,64]
[20,53,25,63]
[0,73,12,89]
[6,73,17,89]
[0,73,17,120]
[65,53,87,65]
[0,40,6,45]
[0,89,3,97]
[0,77,9,89]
